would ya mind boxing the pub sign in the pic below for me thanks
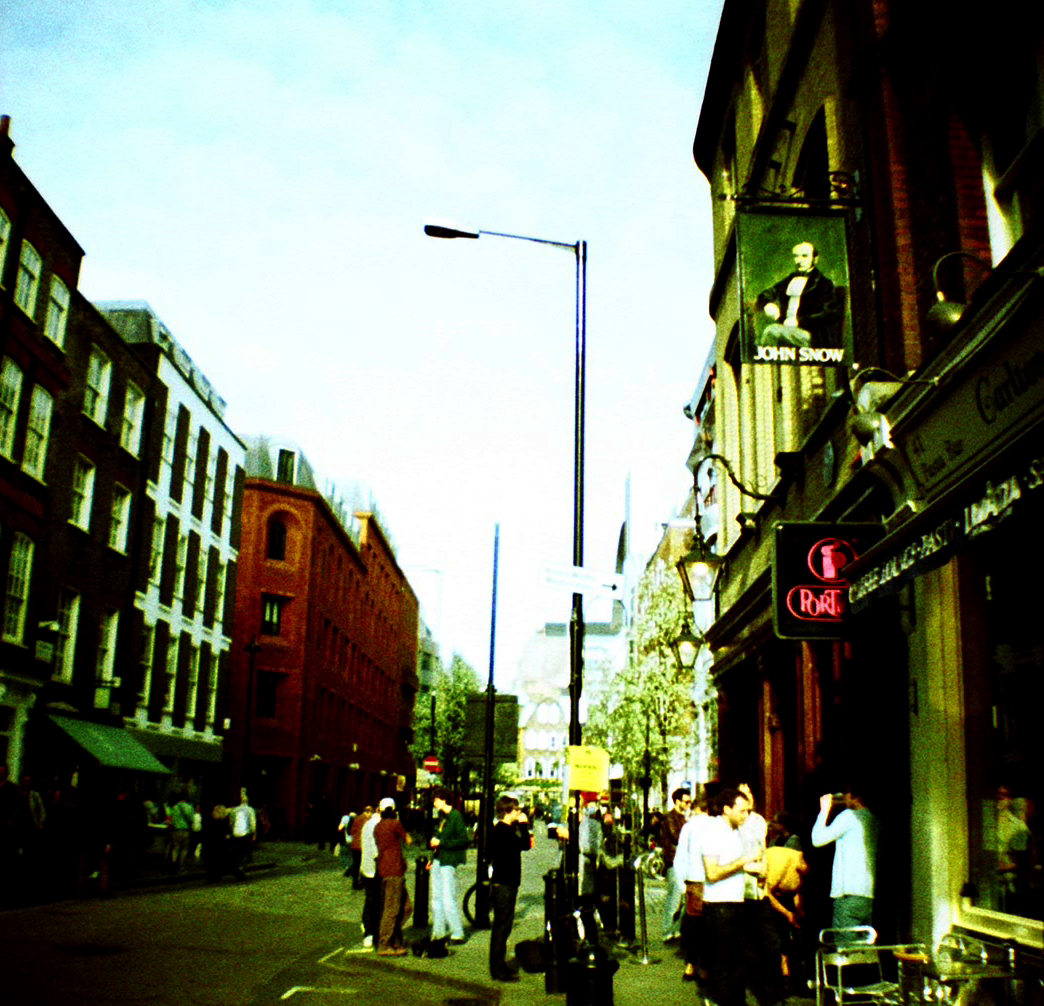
[773,523,883,639]
[737,210,854,367]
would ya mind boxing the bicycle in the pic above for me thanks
[462,878,492,925]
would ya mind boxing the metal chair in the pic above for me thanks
[815,927,904,1006]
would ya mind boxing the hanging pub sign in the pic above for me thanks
[737,210,853,367]
[773,522,883,639]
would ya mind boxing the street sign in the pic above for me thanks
[545,564,625,597]
[423,755,441,774]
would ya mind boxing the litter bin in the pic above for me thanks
[566,939,619,1006]
[414,856,430,927]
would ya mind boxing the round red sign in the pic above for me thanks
[423,755,441,773]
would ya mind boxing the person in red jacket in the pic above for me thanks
[374,797,412,956]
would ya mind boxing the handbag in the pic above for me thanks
[685,881,704,916]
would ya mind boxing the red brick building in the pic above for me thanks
[228,436,418,838]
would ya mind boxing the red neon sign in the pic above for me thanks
[785,537,858,622]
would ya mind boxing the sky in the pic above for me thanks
[1,0,723,689]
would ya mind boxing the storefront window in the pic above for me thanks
[963,516,1043,921]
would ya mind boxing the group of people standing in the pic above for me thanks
[658,780,879,1006]
[341,787,531,982]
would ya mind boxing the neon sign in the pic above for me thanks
[774,524,883,639]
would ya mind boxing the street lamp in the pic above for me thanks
[425,219,588,903]
[670,625,702,674]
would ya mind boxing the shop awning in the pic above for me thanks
[126,727,223,763]
[50,715,171,774]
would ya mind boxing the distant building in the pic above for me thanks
[227,436,419,837]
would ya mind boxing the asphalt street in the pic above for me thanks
[0,832,755,1006]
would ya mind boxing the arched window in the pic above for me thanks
[267,516,288,560]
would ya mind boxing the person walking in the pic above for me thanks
[811,784,879,929]
[347,806,371,886]
[374,797,412,956]
[228,790,257,880]
[488,794,530,983]
[675,789,713,983]
[660,787,692,942]
[167,791,195,875]
[428,787,468,952]
[358,804,381,948]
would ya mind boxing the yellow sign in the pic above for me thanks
[566,745,610,793]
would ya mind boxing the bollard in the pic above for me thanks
[566,939,620,1006]
[617,861,636,944]
[414,856,430,927]
[545,868,573,994]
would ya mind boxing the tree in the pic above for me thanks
[586,558,694,809]
[410,653,481,792]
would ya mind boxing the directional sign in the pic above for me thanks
[545,565,625,597]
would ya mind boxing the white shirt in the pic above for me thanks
[702,816,747,903]
[811,806,878,899]
[739,811,767,899]
[230,803,256,839]
[359,814,380,878]
[675,813,713,883]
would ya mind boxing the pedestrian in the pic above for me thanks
[701,787,762,1006]
[811,783,879,929]
[428,787,469,952]
[202,802,231,881]
[374,797,412,956]
[348,806,372,886]
[358,803,382,948]
[660,787,692,943]
[578,800,603,941]
[764,819,809,996]
[739,782,782,1006]
[488,794,530,983]
[228,790,257,880]
[675,789,713,982]
[167,791,195,874]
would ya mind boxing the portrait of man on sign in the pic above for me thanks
[738,211,852,366]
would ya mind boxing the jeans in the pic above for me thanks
[431,862,465,940]
[489,882,518,977]
[662,865,684,938]
[832,895,873,930]
[704,902,748,1006]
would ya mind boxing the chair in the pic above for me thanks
[815,928,903,1006]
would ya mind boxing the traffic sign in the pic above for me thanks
[545,564,625,597]
[423,755,441,774]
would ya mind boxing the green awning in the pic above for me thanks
[126,727,223,763]
[50,715,171,774]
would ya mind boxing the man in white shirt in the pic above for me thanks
[357,797,386,948]
[675,791,713,982]
[811,784,879,929]
[739,782,783,1006]
[229,790,256,880]
[702,788,761,1006]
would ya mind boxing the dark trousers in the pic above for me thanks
[704,902,748,1006]
[489,882,518,977]
[362,874,382,938]
[745,898,784,1006]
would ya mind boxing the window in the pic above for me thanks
[14,241,41,317]
[267,517,288,560]
[120,382,145,455]
[43,276,70,348]
[186,646,201,720]
[21,385,53,479]
[161,406,177,474]
[0,209,10,284]
[173,534,188,599]
[214,562,227,625]
[184,433,198,495]
[0,358,23,459]
[195,549,207,614]
[70,455,95,529]
[54,591,80,683]
[140,623,155,704]
[207,651,220,727]
[164,635,179,714]
[108,484,131,552]
[204,455,216,506]
[277,449,296,483]
[95,611,118,684]
[84,348,111,426]
[3,533,34,643]
[149,517,165,585]
[256,671,278,718]
[261,594,286,636]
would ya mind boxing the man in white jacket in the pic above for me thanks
[811,785,879,929]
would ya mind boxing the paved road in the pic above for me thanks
[0,833,712,1006]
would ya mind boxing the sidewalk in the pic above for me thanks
[336,832,720,1006]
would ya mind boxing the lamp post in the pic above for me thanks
[425,220,588,906]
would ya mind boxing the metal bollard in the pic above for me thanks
[566,940,620,1006]
[414,856,430,927]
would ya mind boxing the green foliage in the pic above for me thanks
[586,559,694,807]
[410,653,481,791]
